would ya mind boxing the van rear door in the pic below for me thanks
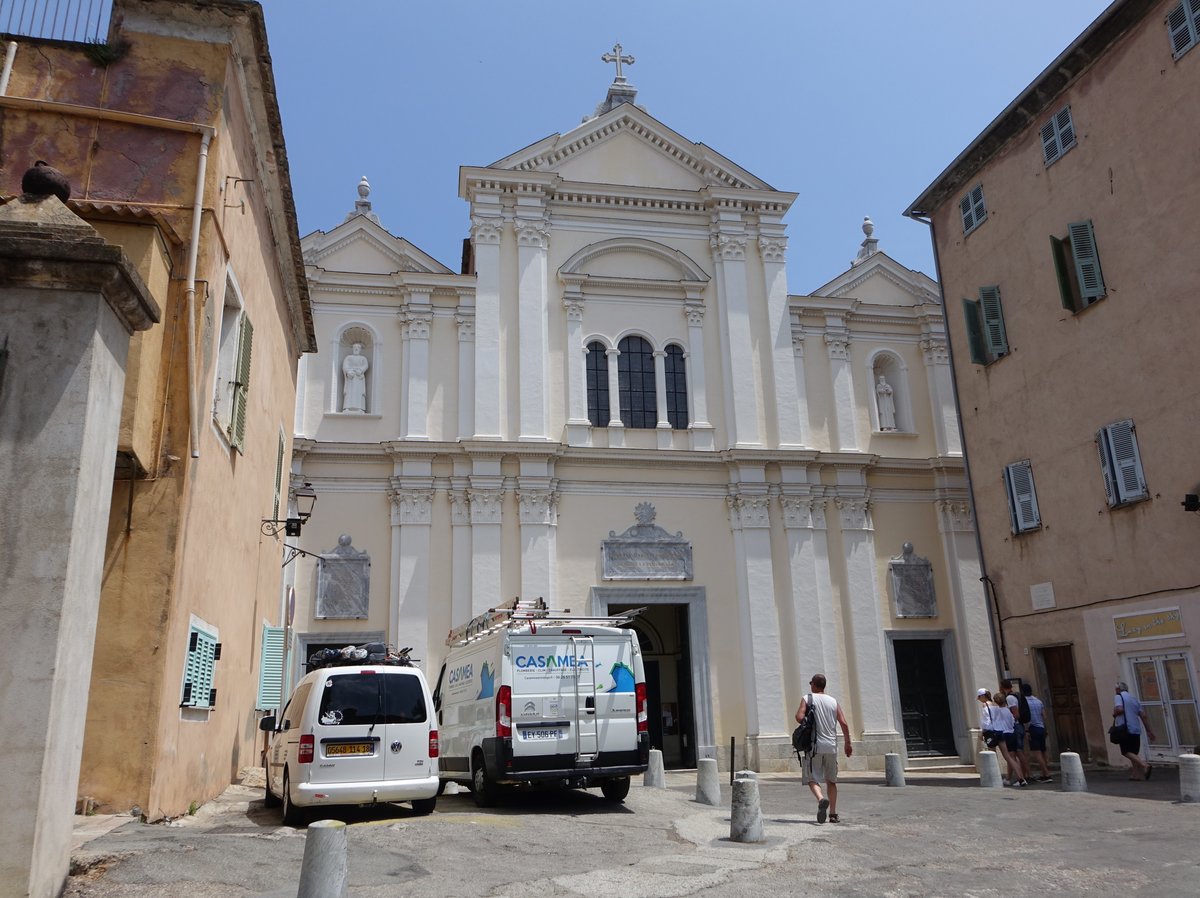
[312,671,389,785]
[377,670,434,783]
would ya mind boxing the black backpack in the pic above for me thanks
[792,694,815,756]
[1016,691,1032,724]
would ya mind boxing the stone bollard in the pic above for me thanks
[297,819,348,898]
[884,753,906,787]
[696,757,721,806]
[1059,751,1087,793]
[643,748,666,788]
[1179,753,1200,802]
[730,775,764,843]
[978,750,1003,788]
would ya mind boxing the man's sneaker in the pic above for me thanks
[1036,775,1053,783]
[1017,779,1029,786]
[1002,779,1012,786]
[817,797,829,824]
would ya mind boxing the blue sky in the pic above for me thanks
[259,1,1110,293]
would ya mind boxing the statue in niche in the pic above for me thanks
[889,542,936,618]
[875,375,896,431]
[341,342,369,412]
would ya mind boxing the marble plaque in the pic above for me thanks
[888,542,936,618]
[602,503,693,581]
[316,534,370,619]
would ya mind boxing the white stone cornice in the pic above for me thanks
[517,488,559,526]
[468,488,504,524]
[834,496,873,531]
[758,236,787,263]
[388,488,434,525]
[937,499,975,533]
[470,216,504,245]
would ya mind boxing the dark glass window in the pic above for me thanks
[665,344,688,430]
[618,336,656,429]
[586,341,609,427]
[318,672,427,725]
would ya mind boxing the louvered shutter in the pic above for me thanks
[959,194,975,234]
[1049,235,1076,311]
[1005,462,1041,533]
[960,184,987,234]
[257,626,286,710]
[1068,220,1106,303]
[181,627,218,709]
[1168,0,1199,58]
[1095,430,1118,506]
[230,315,254,451]
[1040,120,1061,166]
[978,286,1009,357]
[1055,107,1076,154]
[962,299,987,365]
[1104,420,1149,504]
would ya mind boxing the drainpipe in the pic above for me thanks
[0,41,17,96]
[906,210,1008,679]
[185,130,212,458]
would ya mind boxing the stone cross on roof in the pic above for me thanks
[601,43,634,83]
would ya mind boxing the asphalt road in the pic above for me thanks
[64,765,1199,897]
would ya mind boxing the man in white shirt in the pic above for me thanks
[794,673,852,824]
[1113,681,1156,781]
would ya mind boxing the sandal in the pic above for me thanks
[829,813,840,823]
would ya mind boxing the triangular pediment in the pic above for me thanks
[812,251,938,307]
[302,214,452,276]
[490,103,776,193]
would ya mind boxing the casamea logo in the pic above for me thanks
[514,654,596,669]
[448,663,473,684]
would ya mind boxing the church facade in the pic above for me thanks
[288,72,995,770]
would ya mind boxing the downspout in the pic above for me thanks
[0,41,18,96]
[185,130,213,458]
[906,210,1008,679]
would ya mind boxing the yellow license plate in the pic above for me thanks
[326,742,373,756]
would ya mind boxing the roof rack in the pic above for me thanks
[445,597,643,647]
[305,644,418,672]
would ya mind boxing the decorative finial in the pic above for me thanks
[601,43,635,83]
[357,176,370,200]
[853,214,880,266]
[21,160,71,202]
[862,216,874,238]
[345,175,380,225]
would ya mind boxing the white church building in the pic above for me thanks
[285,63,996,771]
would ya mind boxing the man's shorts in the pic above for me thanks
[1010,722,1026,751]
[1119,732,1142,756]
[1027,725,1047,753]
[804,751,839,785]
[983,730,1002,749]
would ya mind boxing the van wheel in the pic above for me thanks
[436,779,447,796]
[601,777,630,802]
[411,796,436,815]
[263,774,281,808]
[281,770,305,827]
[471,755,500,808]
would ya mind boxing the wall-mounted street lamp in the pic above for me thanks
[261,483,317,538]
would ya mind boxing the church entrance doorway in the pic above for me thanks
[893,638,956,756]
[609,603,696,769]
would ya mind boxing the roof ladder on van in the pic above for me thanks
[445,597,646,647]
[571,635,599,763]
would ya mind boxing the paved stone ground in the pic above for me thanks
[63,765,1197,897]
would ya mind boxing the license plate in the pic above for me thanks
[325,742,373,756]
[520,727,565,741]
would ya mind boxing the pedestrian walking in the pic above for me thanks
[1113,681,1156,781]
[795,673,852,824]
[999,679,1029,785]
[1021,683,1053,782]
[976,689,1025,786]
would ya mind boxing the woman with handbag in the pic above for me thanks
[1112,682,1156,781]
[977,689,1025,786]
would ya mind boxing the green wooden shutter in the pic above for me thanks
[1050,235,1076,311]
[978,286,1009,357]
[257,626,286,710]
[181,627,218,709]
[962,298,987,365]
[1068,220,1106,303]
[230,315,254,451]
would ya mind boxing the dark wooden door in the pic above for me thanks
[893,639,957,756]
[1040,645,1088,760]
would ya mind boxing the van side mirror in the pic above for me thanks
[259,715,276,732]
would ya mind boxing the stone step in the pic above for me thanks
[904,755,968,770]
[903,764,977,775]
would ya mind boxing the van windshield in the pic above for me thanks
[318,673,427,725]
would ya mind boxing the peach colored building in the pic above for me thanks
[907,0,1200,765]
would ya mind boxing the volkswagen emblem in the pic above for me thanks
[390,740,402,753]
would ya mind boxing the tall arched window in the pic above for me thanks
[586,341,609,427]
[618,335,656,428]
[665,343,688,429]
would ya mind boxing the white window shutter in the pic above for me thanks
[978,286,1009,356]
[1068,220,1106,302]
[1041,120,1061,166]
[1005,462,1041,533]
[230,316,254,452]
[1055,107,1076,154]
[971,185,987,227]
[1096,429,1118,506]
[1168,1,1198,58]
[1105,419,1149,503]
[960,194,975,234]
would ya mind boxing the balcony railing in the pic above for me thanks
[1,0,112,44]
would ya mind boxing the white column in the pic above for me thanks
[653,349,671,449]
[516,211,550,441]
[456,309,475,441]
[826,331,858,451]
[471,215,504,439]
[389,484,433,672]
[564,292,590,445]
[605,347,624,447]
[449,470,472,630]
[760,235,804,448]
[834,494,902,756]
[403,292,431,440]
[791,322,813,448]
[937,499,994,728]
[713,231,761,447]
[922,334,962,456]
[729,481,786,766]
[294,353,309,436]
[684,300,714,450]
[469,457,504,616]
[781,491,843,702]
[517,461,558,607]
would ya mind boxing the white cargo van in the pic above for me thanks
[432,600,648,806]
[260,661,439,825]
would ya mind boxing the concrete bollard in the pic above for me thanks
[1179,753,1200,802]
[730,775,764,843]
[696,757,721,806]
[297,819,348,898]
[1059,751,1087,793]
[734,768,757,781]
[884,753,906,787]
[643,748,666,788]
[978,750,1003,788]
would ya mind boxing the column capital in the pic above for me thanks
[921,336,950,366]
[468,488,504,525]
[758,236,787,263]
[517,488,559,526]
[834,496,873,531]
[684,302,705,327]
[455,312,475,341]
[937,499,975,533]
[515,216,550,249]
[470,216,504,245]
[564,297,585,321]
[780,495,827,530]
[824,331,851,361]
[388,488,434,525]
[448,489,471,526]
[727,491,771,529]
[711,233,747,261]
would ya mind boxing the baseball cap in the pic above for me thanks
[976,688,989,697]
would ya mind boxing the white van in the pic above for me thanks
[432,601,648,806]
[260,662,439,825]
